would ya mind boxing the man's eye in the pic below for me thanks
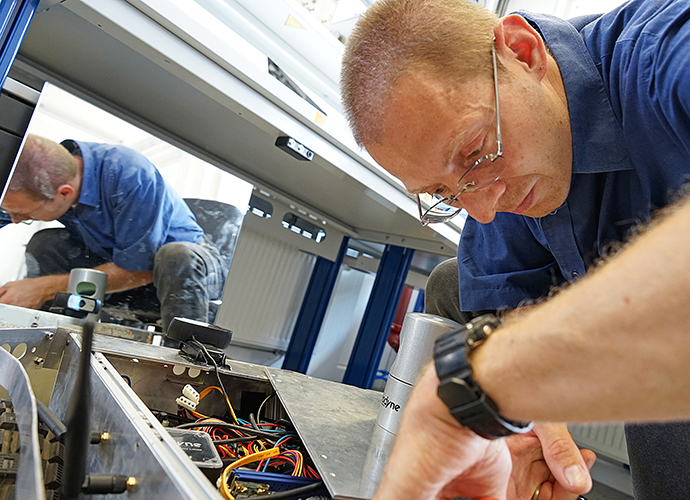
[467,141,484,159]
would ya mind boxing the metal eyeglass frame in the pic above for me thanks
[0,196,53,225]
[417,39,505,226]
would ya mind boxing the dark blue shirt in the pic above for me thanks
[458,0,690,311]
[56,140,203,271]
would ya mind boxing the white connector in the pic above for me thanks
[176,395,197,412]
[177,384,200,411]
[182,384,200,404]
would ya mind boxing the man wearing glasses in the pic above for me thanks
[342,0,690,499]
[0,134,227,333]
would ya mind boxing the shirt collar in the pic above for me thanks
[61,139,100,208]
[517,12,632,175]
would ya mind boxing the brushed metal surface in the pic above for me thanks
[0,347,46,500]
[50,335,224,499]
[389,313,460,386]
[0,326,390,498]
[265,367,393,499]
[0,327,70,405]
[377,313,459,434]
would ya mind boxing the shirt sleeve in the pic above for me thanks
[609,3,690,205]
[0,212,11,228]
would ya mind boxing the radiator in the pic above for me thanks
[215,227,316,351]
[569,422,629,464]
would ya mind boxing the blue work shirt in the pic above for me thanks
[459,0,690,311]
[56,140,203,272]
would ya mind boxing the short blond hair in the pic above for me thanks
[9,134,77,200]
[341,0,497,147]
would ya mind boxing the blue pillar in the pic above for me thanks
[342,245,414,388]
[0,0,39,89]
[282,236,350,373]
[414,289,425,312]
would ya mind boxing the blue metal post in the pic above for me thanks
[282,236,350,373]
[414,289,425,312]
[342,245,414,388]
[0,0,39,89]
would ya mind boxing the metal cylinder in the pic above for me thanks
[67,268,108,321]
[376,312,459,435]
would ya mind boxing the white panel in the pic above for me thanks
[307,266,374,380]
[306,267,376,381]
[215,227,316,350]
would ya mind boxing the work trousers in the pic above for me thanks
[25,228,228,332]
[424,257,492,323]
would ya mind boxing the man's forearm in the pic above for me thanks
[473,196,690,423]
[10,263,152,307]
[37,263,151,295]
[93,262,153,293]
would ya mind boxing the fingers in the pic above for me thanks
[532,423,595,494]
[542,453,596,500]
[0,284,11,303]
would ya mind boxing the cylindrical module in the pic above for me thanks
[67,268,108,321]
[376,312,460,434]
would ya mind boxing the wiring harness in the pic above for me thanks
[163,340,322,499]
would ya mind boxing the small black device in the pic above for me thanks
[166,317,232,349]
[275,136,314,161]
[433,314,533,439]
[166,428,223,480]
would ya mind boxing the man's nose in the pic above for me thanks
[460,181,506,224]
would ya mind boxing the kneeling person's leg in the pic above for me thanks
[153,240,227,332]
[26,228,107,277]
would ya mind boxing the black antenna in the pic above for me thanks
[61,321,94,499]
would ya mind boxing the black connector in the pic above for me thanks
[82,474,129,494]
[180,340,226,366]
[275,136,314,161]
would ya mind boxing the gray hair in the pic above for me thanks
[8,134,77,200]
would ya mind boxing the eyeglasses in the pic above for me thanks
[417,39,506,226]
[0,196,53,225]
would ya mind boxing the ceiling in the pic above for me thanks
[13,0,460,258]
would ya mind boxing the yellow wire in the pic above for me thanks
[199,386,238,423]
[219,447,280,499]
[287,450,303,476]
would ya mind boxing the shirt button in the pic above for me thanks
[571,271,581,280]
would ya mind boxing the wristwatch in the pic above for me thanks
[433,314,533,439]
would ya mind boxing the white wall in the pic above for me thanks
[307,266,376,381]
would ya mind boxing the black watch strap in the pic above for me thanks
[434,314,533,439]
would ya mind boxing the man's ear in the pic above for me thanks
[55,183,74,200]
[493,15,548,79]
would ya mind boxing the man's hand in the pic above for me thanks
[0,276,64,309]
[507,423,596,500]
[373,365,512,500]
